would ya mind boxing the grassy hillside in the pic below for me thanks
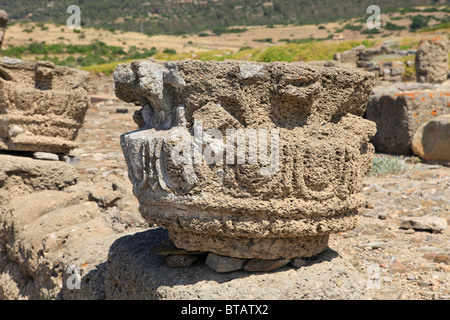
[1,3,448,76]
[3,0,438,35]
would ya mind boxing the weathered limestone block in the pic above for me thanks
[415,36,449,83]
[411,114,450,161]
[0,154,79,209]
[0,175,146,300]
[0,59,90,153]
[365,83,450,155]
[115,60,376,259]
[338,49,358,67]
[104,228,370,300]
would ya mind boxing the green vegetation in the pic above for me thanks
[212,27,248,36]
[250,40,376,62]
[394,38,420,50]
[253,38,273,43]
[68,39,379,75]
[420,15,450,31]
[152,39,377,63]
[361,28,382,34]
[2,0,437,35]
[409,15,431,30]
[384,22,406,31]
[421,21,450,31]
[337,23,363,32]
[162,48,177,55]
[0,41,158,69]
[370,156,407,177]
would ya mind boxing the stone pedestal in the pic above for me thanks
[115,60,376,259]
[104,228,371,300]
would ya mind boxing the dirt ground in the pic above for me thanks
[69,74,450,300]
[5,9,448,56]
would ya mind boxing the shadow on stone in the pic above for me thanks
[101,228,367,300]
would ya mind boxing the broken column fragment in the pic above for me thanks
[0,59,90,154]
[415,36,449,83]
[115,60,376,260]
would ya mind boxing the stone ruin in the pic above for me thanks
[0,10,7,50]
[0,59,377,300]
[356,35,450,161]
[366,82,450,156]
[416,36,449,84]
[114,60,377,268]
[0,59,90,154]
[331,35,449,86]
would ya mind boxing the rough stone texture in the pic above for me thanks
[416,37,449,84]
[400,216,448,233]
[32,152,60,161]
[411,114,450,161]
[0,59,91,153]
[0,154,78,209]
[104,228,370,300]
[115,60,377,260]
[0,154,147,300]
[166,254,200,268]
[365,82,450,155]
[291,257,308,268]
[244,258,292,272]
[2,74,448,300]
[0,10,8,49]
[205,253,246,273]
[0,10,7,29]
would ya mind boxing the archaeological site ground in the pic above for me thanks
[0,2,449,302]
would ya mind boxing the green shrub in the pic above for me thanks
[163,48,177,55]
[253,38,273,43]
[369,156,407,177]
[361,28,381,34]
[384,22,406,31]
[409,15,431,31]
[28,42,48,54]
[212,26,247,35]
[343,23,363,31]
